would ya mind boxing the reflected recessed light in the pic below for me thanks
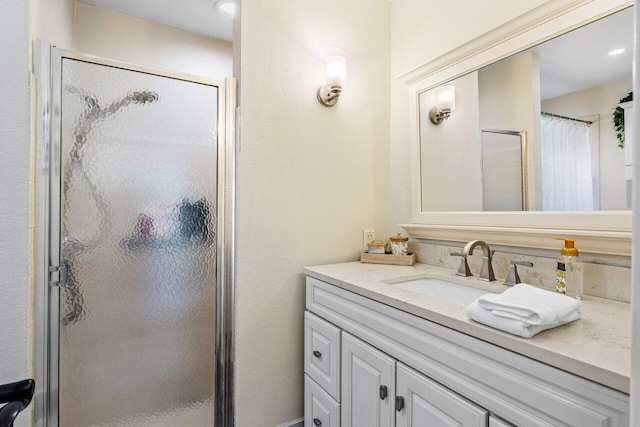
[214,0,236,18]
[609,48,625,56]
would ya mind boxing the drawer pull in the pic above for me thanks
[313,418,322,426]
[395,395,405,411]
[379,385,388,400]
[312,350,322,358]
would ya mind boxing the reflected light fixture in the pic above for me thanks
[317,56,347,107]
[609,48,626,56]
[429,85,456,125]
[214,0,237,18]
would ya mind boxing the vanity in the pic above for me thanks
[302,1,634,425]
[303,262,630,426]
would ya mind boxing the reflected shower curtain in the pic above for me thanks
[540,117,595,211]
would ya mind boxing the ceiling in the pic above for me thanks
[531,7,633,100]
[78,0,234,42]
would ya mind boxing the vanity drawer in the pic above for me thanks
[305,311,341,400]
[305,374,340,427]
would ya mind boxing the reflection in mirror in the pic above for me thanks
[481,130,527,211]
[419,6,633,212]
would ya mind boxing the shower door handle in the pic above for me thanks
[49,265,68,287]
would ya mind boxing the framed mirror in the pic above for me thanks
[401,0,633,255]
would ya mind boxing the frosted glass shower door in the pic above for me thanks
[57,58,219,426]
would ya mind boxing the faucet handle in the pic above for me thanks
[450,252,472,277]
[503,260,534,286]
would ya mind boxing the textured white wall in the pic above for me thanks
[236,0,390,425]
[0,0,31,417]
[74,2,233,79]
[30,0,75,50]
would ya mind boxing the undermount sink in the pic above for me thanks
[390,277,495,307]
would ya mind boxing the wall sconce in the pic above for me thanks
[317,56,347,107]
[213,0,237,18]
[429,85,456,125]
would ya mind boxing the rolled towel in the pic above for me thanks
[476,283,581,326]
[466,301,580,338]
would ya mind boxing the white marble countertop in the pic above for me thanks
[304,261,631,394]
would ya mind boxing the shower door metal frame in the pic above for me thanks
[480,128,530,211]
[32,40,237,427]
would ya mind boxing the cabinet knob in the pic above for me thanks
[313,418,322,426]
[395,395,405,411]
[312,350,322,358]
[379,385,388,400]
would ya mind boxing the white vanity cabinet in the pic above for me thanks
[304,276,630,427]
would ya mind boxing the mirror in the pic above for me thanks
[419,6,633,213]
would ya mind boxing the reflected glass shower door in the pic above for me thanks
[481,130,527,211]
[57,57,219,426]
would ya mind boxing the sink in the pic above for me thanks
[390,277,494,307]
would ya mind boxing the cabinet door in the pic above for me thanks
[396,363,488,427]
[306,374,340,427]
[341,333,395,427]
[305,311,341,400]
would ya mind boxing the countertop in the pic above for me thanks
[303,261,631,394]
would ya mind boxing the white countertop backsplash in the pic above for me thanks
[304,261,630,393]
[410,241,631,303]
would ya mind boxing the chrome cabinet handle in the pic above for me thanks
[313,417,322,426]
[312,350,321,358]
[379,385,388,400]
[395,395,405,411]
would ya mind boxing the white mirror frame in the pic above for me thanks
[400,0,634,256]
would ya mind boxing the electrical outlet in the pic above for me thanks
[363,229,375,252]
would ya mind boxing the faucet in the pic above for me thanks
[462,240,496,282]
[450,252,472,277]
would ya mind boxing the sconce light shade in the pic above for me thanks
[437,85,456,111]
[430,85,456,124]
[318,56,347,107]
[213,0,237,18]
[325,56,347,88]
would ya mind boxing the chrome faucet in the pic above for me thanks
[462,240,496,282]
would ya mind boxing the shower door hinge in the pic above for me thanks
[49,265,68,287]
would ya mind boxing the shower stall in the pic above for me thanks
[32,41,236,426]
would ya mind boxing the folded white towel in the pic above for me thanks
[466,301,580,338]
[476,283,581,326]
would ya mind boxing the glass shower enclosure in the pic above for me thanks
[36,45,235,426]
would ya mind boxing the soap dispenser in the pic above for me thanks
[555,237,583,300]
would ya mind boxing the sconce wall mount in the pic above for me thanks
[317,85,342,107]
[429,107,452,125]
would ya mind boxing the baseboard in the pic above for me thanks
[275,417,303,427]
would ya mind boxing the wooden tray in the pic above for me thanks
[360,252,416,266]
